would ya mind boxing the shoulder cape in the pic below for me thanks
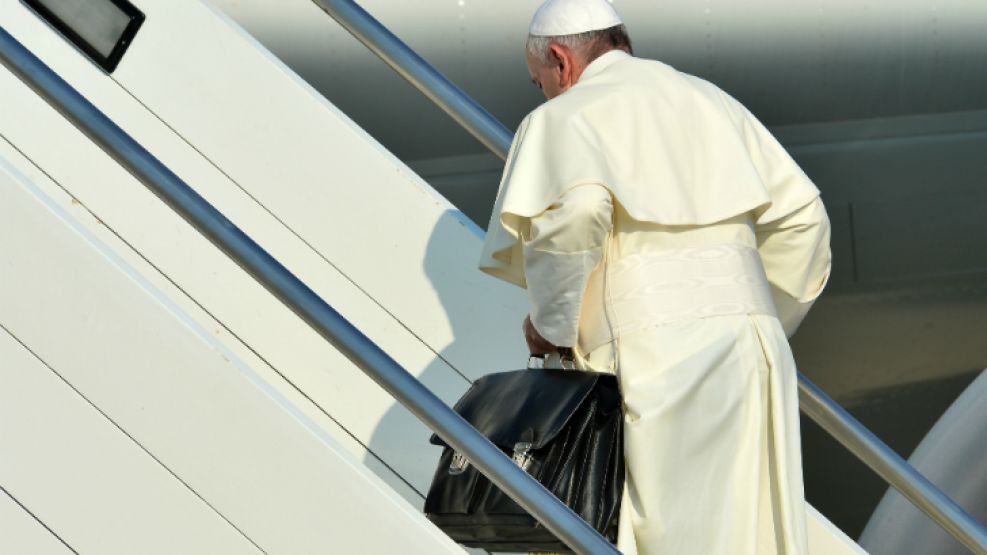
[479,52,820,287]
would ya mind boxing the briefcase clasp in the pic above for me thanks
[513,442,534,471]
[449,452,470,475]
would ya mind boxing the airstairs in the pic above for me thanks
[0,1,983,553]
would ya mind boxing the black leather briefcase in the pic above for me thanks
[423,365,624,553]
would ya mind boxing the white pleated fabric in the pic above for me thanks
[595,313,810,555]
[479,50,822,290]
[597,202,827,555]
[579,243,778,353]
[478,48,831,554]
[531,190,827,554]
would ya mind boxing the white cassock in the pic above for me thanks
[479,50,831,554]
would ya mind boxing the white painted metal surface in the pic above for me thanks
[0,325,261,554]
[0,0,526,498]
[807,505,870,555]
[860,369,987,554]
[118,0,528,382]
[0,487,74,555]
[0,157,466,553]
[0,0,865,552]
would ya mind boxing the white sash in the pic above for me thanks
[579,244,777,353]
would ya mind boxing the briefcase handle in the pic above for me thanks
[527,347,576,370]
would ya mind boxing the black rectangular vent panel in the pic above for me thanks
[23,0,144,73]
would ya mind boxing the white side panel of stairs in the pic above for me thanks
[0,0,497,499]
[0,0,865,551]
[0,328,260,554]
[0,160,465,554]
[808,505,869,554]
[0,487,74,555]
[116,0,527,382]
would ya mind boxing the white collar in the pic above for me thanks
[577,49,631,83]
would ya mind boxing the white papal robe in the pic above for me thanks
[479,50,831,554]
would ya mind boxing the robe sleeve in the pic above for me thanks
[522,184,614,348]
[756,196,832,337]
[727,99,832,337]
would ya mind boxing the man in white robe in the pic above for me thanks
[478,0,832,553]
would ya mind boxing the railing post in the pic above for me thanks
[310,0,514,160]
[798,373,987,554]
[0,25,620,555]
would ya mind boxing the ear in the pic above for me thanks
[547,43,573,88]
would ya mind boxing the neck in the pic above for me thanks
[571,58,590,84]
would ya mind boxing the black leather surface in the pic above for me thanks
[424,369,624,553]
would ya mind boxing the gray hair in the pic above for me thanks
[525,24,633,66]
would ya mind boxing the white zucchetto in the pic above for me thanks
[529,0,623,37]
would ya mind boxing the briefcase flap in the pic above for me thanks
[429,369,617,451]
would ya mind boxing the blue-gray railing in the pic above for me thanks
[309,1,987,553]
[310,0,513,160]
[0,26,620,555]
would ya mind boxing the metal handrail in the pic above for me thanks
[310,0,513,161]
[313,2,987,553]
[0,26,618,555]
[799,376,987,553]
